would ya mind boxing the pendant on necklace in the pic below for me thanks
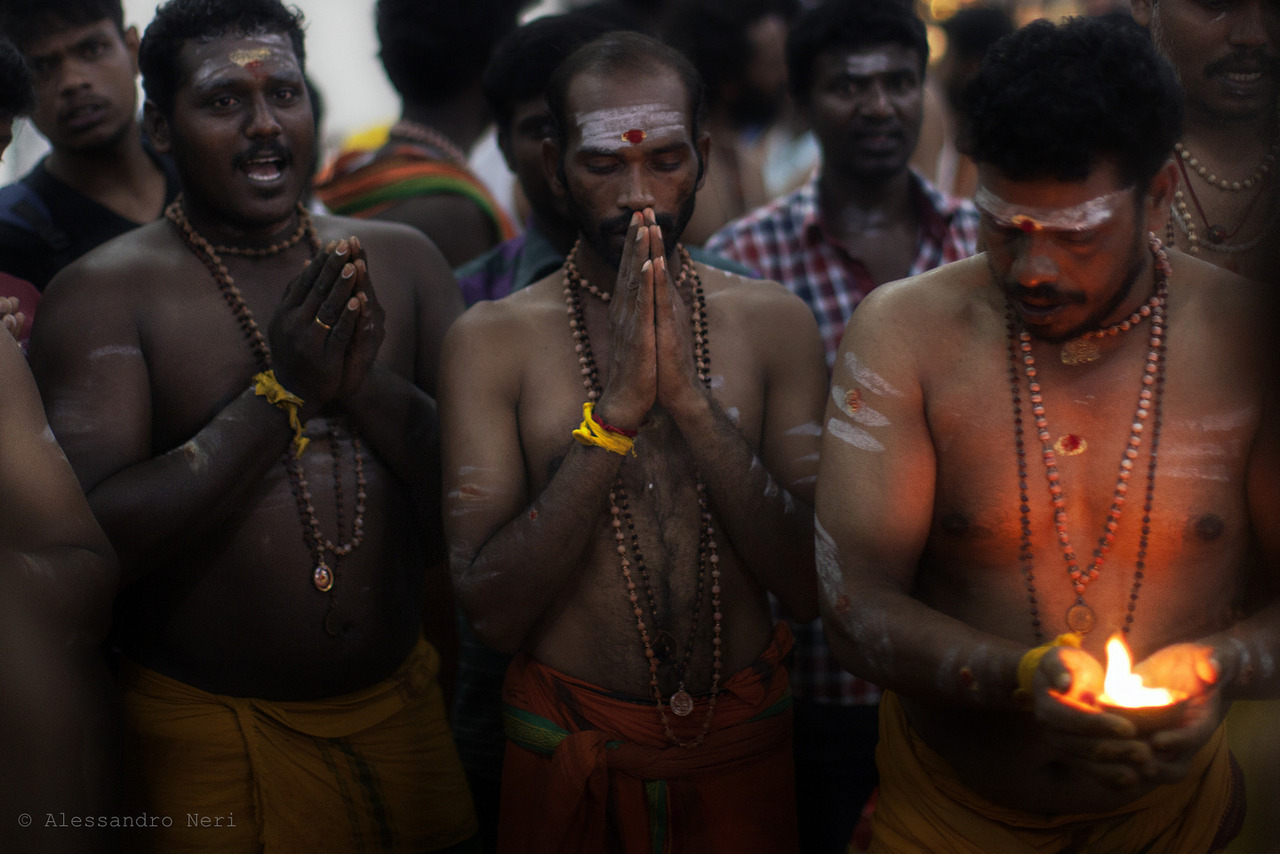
[1065,602,1096,634]
[313,563,334,592]
[1207,224,1227,244]
[670,688,694,717]
[1053,434,1087,457]
[1060,338,1100,366]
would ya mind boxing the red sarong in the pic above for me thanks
[499,622,798,854]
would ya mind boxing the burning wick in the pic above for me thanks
[1098,634,1186,709]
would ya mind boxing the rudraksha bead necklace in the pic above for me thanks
[1008,232,1168,641]
[563,240,723,747]
[387,119,469,167]
[166,196,366,636]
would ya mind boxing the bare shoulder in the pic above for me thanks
[696,263,814,329]
[1169,249,1274,324]
[36,221,186,330]
[444,270,565,358]
[847,254,993,352]
[313,213,448,268]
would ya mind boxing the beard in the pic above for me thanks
[563,181,698,270]
[1005,222,1150,344]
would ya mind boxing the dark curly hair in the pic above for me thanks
[481,11,620,133]
[661,0,797,109]
[0,0,125,53]
[0,36,35,117]
[139,0,306,118]
[377,0,527,106]
[786,0,927,106]
[959,15,1182,188]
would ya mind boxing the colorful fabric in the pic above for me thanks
[705,170,979,371]
[118,636,478,852]
[869,691,1244,854]
[498,622,799,854]
[314,144,517,242]
[705,170,979,709]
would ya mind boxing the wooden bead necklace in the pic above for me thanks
[563,240,723,747]
[1007,233,1168,641]
[1059,291,1162,366]
[1169,154,1275,258]
[166,195,367,637]
[387,119,469,167]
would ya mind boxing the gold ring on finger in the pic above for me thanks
[314,316,333,331]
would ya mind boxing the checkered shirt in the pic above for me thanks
[706,170,980,705]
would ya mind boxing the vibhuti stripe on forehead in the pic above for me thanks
[575,104,686,150]
[974,185,1133,232]
[230,47,272,67]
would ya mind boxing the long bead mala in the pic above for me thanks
[165,196,366,636]
[564,240,724,747]
[1008,233,1169,641]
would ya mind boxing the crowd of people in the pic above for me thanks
[0,0,1276,852]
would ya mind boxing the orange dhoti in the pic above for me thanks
[869,690,1245,853]
[498,622,798,854]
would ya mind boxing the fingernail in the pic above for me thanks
[342,263,355,278]
[641,259,652,272]
[348,297,360,311]
[336,239,350,256]
[636,229,645,242]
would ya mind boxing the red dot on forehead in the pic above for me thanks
[622,129,646,145]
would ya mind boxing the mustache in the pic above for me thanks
[234,143,292,168]
[1006,285,1086,305]
[1205,49,1280,78]
[599,210,680,239]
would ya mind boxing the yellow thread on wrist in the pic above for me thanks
[572,402,635,456]
[1013,633,1082,707]
[253,370,309,458]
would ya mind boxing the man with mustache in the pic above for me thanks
[705,2,979,849]
[440,30,827,852]
[1133,0,1280,280]
[817,16,1276,851]
[27,0,479,850]
[0,0,179,292]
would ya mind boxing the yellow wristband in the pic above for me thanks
[572,402,635,456]
[1013,633,1081,707]
[253,370,309,458]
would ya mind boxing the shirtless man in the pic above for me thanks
[0,38,119,854]
[440,31,827,852]
[28,0,476,850]
[816,17,1278,851]
[1132,0,1280,279]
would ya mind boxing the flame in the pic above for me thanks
[1098,634,1182,709]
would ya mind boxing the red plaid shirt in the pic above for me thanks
[706,171,980,705]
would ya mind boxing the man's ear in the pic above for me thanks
[543,137,565,198]
[124,25,141,72]
[1145,156,1178,238]
[144,100,171,155]
[1130,0,1154,29]
[695,131,711,189]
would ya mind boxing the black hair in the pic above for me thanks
[138,0,306,117]
[0,0,124,52]
[787,0,927,105]
[0,36,35,116]
[940,4,1014,62]
[546,30,706,155]
[481,11,620,132]
[661,0,797,108]
[376,0,528,106]
[960,15,1182,187]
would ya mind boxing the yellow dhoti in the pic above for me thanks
[118,637,477,852]
[870,691,1244,854]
